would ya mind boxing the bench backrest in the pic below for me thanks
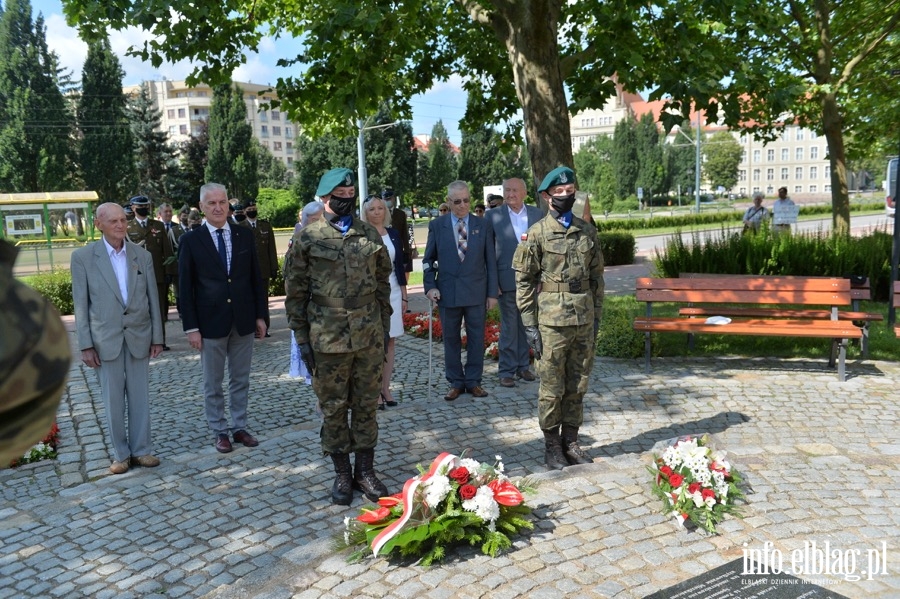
[679,273,871,301]
[636,277,853,306]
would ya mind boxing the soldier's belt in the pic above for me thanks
[540,279,590,294]
[311,293,376,309]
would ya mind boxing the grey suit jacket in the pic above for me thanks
[71,239,163,361]
[422,213,498,308]
[485,204,544,293]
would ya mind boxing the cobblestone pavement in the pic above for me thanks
[2,261,899,599]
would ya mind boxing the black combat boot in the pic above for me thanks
[542,427,568,470]
[562,425,593,465]
[330,453,354,505]
[353,449,389,502]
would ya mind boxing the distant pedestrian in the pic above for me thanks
[742,192,769,233]
[239,199,278,335]
[772,186,796,234]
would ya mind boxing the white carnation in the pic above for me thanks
[462,485,500,522]
[423,475,451,508]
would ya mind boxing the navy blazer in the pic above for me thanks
[485,204,544,293]
[385,226,407,287]
[422,213,497,308]
[178,223,267,339]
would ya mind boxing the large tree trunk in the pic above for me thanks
[822,92,850,235]
[493,2,573,210]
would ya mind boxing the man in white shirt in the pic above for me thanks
[485,178,544,387]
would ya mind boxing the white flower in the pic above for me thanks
[692,491,705,508]
[704,495,717,509]
[423,475,451,508]
[458,458,480,474]
[462,486,500,522]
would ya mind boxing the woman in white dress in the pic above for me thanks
[363,195,407,409]
[289,201,325,383]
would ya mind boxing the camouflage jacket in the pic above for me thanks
[127,218,174,284]
[283,217,392,353]
[512,213,604,328]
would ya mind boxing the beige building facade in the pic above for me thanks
[123,80,298,170]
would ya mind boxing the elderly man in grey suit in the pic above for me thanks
[485,177,545,387]
[423,181,498,401]
[71,202,164,475]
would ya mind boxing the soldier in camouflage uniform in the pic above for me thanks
[128,195,175,349]
[512,166,604,470]
[284,167,393,505]
[0,240,70,467]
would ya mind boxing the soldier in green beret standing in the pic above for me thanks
[512,166,604,470]
[284,168,393,505]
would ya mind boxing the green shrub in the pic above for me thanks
[596,296,646,359]
[257,188,301,229]
[269,255,286,297]
[24,270,74,316]
[598,230,636,266]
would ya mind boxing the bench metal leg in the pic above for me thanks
[644,332,651,372]
[862,324,869,358]
[837,338,847,382]
[829,339,837,368]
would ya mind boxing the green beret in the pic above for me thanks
[537,166,576,193]
[316,168,356,197]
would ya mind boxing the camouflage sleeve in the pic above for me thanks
[283,236,311,343]
[513,235,540,327]
[588,225,605,320]
[374,233,393,334]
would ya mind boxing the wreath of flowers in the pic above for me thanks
[648,435,745,534]
[337,452,535,566]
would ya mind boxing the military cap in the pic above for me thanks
[487,193,503,208]
[537,166,577,193]
[129,195,151,206]
[316,168,355,197]
[228,203,235,212]
[244,199,257,208]
[381,188,396,199]
[123,205,134,215]
[233,203,244,211]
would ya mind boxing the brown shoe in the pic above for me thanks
[444,387,462,401]
[130,455,160,467]
[215,434,233,453]
[233,430,259,447]
[518,370,536,381]
[500,377,516,388]
[468,385,489,398]
[109,460,129,475]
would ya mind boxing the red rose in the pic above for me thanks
[701,488,716,501]
[449,466,470,485]
[459,484,478,500]
[659,466,673,477]
[668,473,684,487]
[688,482,701,494]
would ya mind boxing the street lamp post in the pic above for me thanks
[356,117,398,215]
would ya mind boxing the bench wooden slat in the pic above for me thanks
[636,288,851,305]
[638,276,850,292]
[679,273,872,300]
[634,317,863,338]
[678,307,883,322]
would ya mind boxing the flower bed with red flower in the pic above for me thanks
[8,422,60,468]
[403,309,508,361]
[337,452,535,566]
[648,435,745,534]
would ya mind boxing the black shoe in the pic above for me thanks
[162,345,171,351]
[382,393,398,407]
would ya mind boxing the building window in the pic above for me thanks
[285,126,293,138]
[809,185,817,193]
[167,109,175,119]
[178,108,186,118]
[810,166,818,179]
[273,141,282,151]
[810,131,817,139]
[766,168,774,181]
[197,91,208,97]
[825,165,831,178]
[168,126,176,136]
[781,148,789,161]
[766,186,773,194]
[286,156,293,166]
[767,149,775,162]
[259,111,268,121]
[753,168,760,182]
[272,126,281,136]
[810,146,818,160]
[796,147,804,160]
[741,150,747,163]
[753,149,761,162]
[783,129,791,142]
[271,110,280,121]
[260,125,268,137]
[794,185,802,193]
[739,169,746,181]
[781,167,789,180]
[795,167,803,180]
[825,185,831,192]
[796,129,804,141]
[286,142,293,154]
[179,124,187,135]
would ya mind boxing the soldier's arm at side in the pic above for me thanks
[283,239,311,344]
[588,226,605,320]
[513,239,540,327]
[373,234,393,334]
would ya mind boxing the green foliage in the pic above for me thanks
[654,227,894,301]
[24,269,74,315]
[360,107,418,195]
[170,118,209,208]
[597,231,635,267]
[635,112,664,197]
[457,121,529,191]
[596,296,645,359]
[128,82,176,200]
[206,83,258,201]
[612,116,639,200]
[702,131,742,191]
[78,35,135,202]
[420,121,457,195]
[256,141,292,189]
[268,253,287,297]
[610,196,640,214]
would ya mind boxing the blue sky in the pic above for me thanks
[34,0,468,145]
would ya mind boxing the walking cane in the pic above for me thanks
[427,297,433,403]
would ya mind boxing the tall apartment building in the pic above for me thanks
[569,86,832,198]
[123,80,299,170]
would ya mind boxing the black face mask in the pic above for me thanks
[134,207,150,217]
[550,193,576,214]
[234,214,247,222]
[245,210,257,219]
[190,223,201,230]
[329,195,355,217]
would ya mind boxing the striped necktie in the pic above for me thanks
[457,218,467,261]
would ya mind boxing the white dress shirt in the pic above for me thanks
[103,237,129,305]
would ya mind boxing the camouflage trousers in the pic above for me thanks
[535,323,595,430]
[312,347,384,455]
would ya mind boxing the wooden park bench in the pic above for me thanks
[894,281,900,337]
[633,276,865,381]
[678,274,882,357]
